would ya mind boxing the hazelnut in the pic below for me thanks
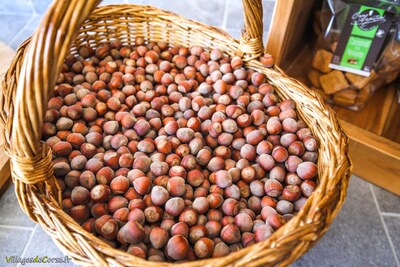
[192,197,209,215]
[53,141,72,157]
[258,154,275,171]
[194,238,214,259]
[144,206,163,223]
[150,227,169,249]
[276,200,294,215]
[282,184,301,201]
[234,213,253,232]
[207,193,224,209]
[240,144,256,161]
[296,162,318,180]
[189,225,208,244]
[260,206,278,221]
[264,179,283,197]
[254,224,273,242]
[221,198,239,216]
[110,175,129,195]
[133,176,152,195]
[212,242,230,258]
[117,220,145,245]
[269,166,286,183]
[300,180,317,197]
[272,146,289,163]
[171,222,190,238]
[127,208,145,224]
[90,184,111,203]
[95,215,119,240]
[70,205,90,224]
[167,176,186,197]
[266,214,286,230]
[165,197,185,217]
[71,186,90,205]
[214,170,233,189]
[220,224,241,244]
[294,197,308,211]
[166,235,189,260]
[151,186,169,206]
[179,208,198,226]
[108,196,128,214]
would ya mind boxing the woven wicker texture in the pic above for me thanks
[0,0,351,266]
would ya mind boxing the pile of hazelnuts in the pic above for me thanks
[43,37,318,262]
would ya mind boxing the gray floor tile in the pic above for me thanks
[126,0,144,4]
[9,27,36,50]
[0,0,34,14]
[0,14,32,45]
[0,184,35,228]
[28,14,43,29]
[383,216,400,263]
[31,0,52,14]
[225,28,242,40]
[373,185,400,214]
[0,226,32,266]
[226,0,275,35]
[142,0,227,27]
[21,226,78,266]
[100,0,128,5]
[225,28,270,45]
[291,176,397,267]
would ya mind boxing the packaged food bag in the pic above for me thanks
[309,0,400,110]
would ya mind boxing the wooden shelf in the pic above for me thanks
[0,149,11,197]
[340,120,400,195]
[280,39,400,196]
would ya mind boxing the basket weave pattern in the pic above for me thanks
[0,1,351,266]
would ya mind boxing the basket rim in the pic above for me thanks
[1,3,352,267]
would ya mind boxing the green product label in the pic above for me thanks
[330,4,394,76]
[340,36,372,70]
[350,6,385,38]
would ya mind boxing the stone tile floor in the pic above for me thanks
[0,0,275,50]
[0,176,399,267]
[0,0,399,266]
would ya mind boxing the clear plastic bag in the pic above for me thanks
[309,0,400,110]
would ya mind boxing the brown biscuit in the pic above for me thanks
[355,85,373,106]
[308,69,322,88]
[312,49,333,73]
[333,89,358,106]
[345,72,373,89]
[320,70,349,94]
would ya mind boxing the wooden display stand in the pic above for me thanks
[0,41,13,197]
[266,0,400,195]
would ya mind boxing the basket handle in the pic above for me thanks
[8,0,263,186]
[240,0,265,59]
[7,0,101,211]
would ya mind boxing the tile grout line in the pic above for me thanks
[0,225,35,231]
[221,0,230,30]
[0,11,33,16]
[16,224,38,267]
[381,212,400,218]
[370,184,400,267]
[28,0,37,15]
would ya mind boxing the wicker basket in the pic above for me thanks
[0,0,351,266]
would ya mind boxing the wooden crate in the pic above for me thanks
[266,0,400,195]
[0,41,13,197]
